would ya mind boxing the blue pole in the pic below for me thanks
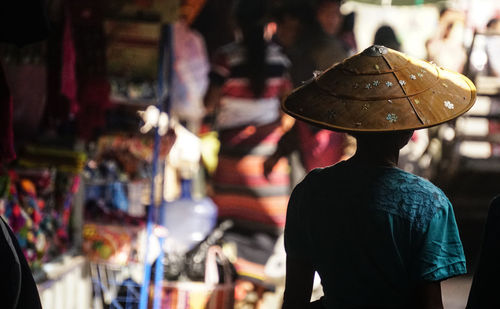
[139,23,172,309]
[152,200,167,309]
[153,23,174,309]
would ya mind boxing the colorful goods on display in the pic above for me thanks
[96,133,172,165]
[0,169,80,271]
[82,135,150,267]
[83,133,170,221]
[17,145,87,173]
[83,223,142,266]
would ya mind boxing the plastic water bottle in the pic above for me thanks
[163,179,218,254]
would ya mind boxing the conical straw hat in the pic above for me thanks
[282,45,477,132]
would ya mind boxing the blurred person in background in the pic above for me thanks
[373,25,401,52]
[316,0,357,56]
[265,0,352,186]
[338,11,357,57]
[263,2,353,303]
[425,7,468,177]
[271,0,347,86]
[426,6,467,73]
[485,17,500,77]
[203,0,293,306]
[316,0,343,38]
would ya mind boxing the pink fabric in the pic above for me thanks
[68,0,110,140]
[411,131,418,142]
[77,77,110,140]
[61,9,78,117]
[0,64,15,162]
[296,121,344,172]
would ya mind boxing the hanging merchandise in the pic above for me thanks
[0,42,47,156]
[42,5,77,135]
[105,19,161,106]
[60,8,78,118]
[167,121,202,180]
[103,0,182,107]
[170,20,209,129]
[68,0,111,141]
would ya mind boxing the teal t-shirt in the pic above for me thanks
[284,161,466,308]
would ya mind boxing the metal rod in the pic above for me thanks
[139,22,172,309]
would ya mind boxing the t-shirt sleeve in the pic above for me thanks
[284,177,310,260]
[414,200,467,282]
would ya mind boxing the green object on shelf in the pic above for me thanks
[17,145,87,173]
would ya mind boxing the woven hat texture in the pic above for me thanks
[282,45,477,132]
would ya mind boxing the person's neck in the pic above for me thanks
[348,148,399,168]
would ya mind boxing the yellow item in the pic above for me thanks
[199,131,220,175]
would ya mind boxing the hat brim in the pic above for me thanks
[282,60,476,133]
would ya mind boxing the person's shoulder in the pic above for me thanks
[291,163,345,199]
[304,161,347,182]
[387,168,452,228]
[393,168,448,201]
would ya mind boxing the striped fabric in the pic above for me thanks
[209,41,292,230]
[212,122,290,229]
[209,42,292,130]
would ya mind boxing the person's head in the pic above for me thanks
[272,1,319,47]
[352,130,414,153]
[487,18,500,32]
[373,25,401,51]
[274,11,302,48]
[316,0,343,36]
[437,7,466,39]
[233,0,267,38]
[232,0,269,97]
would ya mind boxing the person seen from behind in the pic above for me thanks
[373,25,401,52]
[281,45,475,308]
[265,1,351,183]
[426,7,467,73]
[203,0,293,305]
